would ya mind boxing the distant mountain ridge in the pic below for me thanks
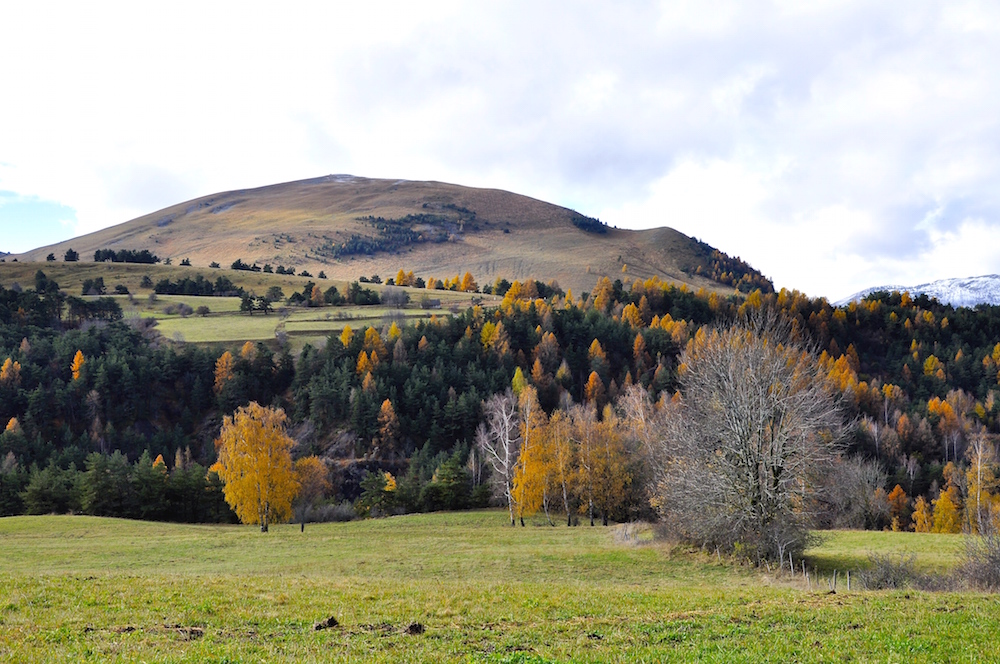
[837,274,1000,308]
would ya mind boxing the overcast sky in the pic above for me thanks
[2,1,998,301]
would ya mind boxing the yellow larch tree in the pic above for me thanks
[0,357,21,386]
[214,402,300,532]
[387,321,402,344]
[340,325,354,348]
[356,350,373,376]
[363,327,387,358]
[621,302,642,327]
[459,271,478,292]
[584,371,606,408]
[912,495,932,532]
[214,351,235,394]
[931,488,962,533]
[511,387,553,525]
[240,340,257,361]
[71,350,85,381]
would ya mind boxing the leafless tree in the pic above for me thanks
[652,313,845,562]
[822,456,889,529]
[475,389,521,525]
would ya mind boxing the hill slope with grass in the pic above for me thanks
[14,175,764,294]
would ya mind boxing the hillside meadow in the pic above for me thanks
[0,261,491,348]
[1,511,997,663]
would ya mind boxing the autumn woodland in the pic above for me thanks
[7,234,1000,658]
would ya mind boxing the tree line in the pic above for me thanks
[5,267,1000,553]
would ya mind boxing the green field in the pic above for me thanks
[0,262,495,347]
[1,512,997,663]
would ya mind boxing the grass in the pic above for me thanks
[806,530,966,574]
[1,512,998,662]
[0,261,491,347]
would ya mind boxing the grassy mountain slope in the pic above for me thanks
[14,175,741,294]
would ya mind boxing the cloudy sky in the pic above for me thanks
[1,1,998,301]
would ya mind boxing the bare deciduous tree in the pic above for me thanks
[653,314,845,562]
[475,389,521,526]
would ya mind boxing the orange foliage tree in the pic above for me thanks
[214,402,300,532]
[71,350,85,381]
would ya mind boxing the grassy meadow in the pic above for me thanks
[1,512,998,663]
[0,261,493,348]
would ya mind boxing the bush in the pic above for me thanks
[310,501,357,522]
[859,552,918,590]
[960,530,1000,591]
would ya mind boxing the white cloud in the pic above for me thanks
[0,1,998,300]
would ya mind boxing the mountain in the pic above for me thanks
[13,175,765,295]
[837,274,1000,308]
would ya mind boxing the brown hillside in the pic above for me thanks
[15,175,732,294]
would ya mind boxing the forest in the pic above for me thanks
[4,267,1000,555]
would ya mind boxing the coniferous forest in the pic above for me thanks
[4,267,1000,546]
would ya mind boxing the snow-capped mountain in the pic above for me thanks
[837,275,1000,308]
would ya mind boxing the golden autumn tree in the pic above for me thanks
[0,357,21,386]
[363,326,388,358]
[214,351,235,394]
[912,495,932,532]
[71,350,85,381]
[356,350,373,376]
[621,302,642,328]
[340,324,354,348]
[584,371,606,408]
[511,386,552,525]
[459,271,478,292]
[240,340,257,361]
[214,402,300,532]
[887,484,910,531]
[931,488,962,533]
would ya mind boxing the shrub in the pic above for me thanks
[859,552,918,590]
[960,530,1000,591]
[310,501,357,522]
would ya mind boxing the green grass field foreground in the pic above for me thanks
[1,512,998,663]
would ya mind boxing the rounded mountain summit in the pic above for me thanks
[18,175,765,295]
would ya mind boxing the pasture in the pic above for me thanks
[0,262,493,348]
[1,512,997,662]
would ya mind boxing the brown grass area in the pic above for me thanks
[13,175,730,295]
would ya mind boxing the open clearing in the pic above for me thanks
[1,512,997,662]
